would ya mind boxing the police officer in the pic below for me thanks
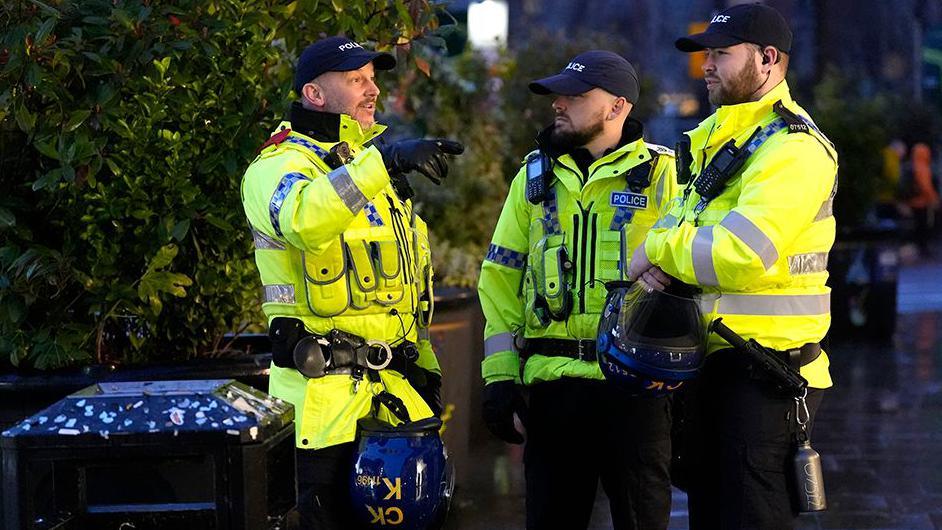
[628,4,838,529]
[240,37,462,528]
[478,51,679,530]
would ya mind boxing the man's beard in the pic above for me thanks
[549,114,605,151]
[709,59,764,106]
[324,99,375,128]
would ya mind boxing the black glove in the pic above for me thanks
[482,381,527,445]
[408,366,443,418]
[378,138,465,185]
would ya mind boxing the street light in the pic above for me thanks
[467,0,508,50]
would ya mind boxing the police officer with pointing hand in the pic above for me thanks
[241,36,462,528]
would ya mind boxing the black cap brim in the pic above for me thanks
[332,50,397,72]
[529,73,596,96]
[675,32,745,52]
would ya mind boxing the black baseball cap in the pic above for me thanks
[293,36,396,94]
[675,3,792,53]
[529,50,640,103]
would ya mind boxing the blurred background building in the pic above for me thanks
[452,0,942,143]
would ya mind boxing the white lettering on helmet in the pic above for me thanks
[338,42,364,51]
[565,62,586,72]
[711,14,731,23]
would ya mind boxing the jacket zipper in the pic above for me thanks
[576,201,592,313]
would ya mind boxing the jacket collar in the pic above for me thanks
[687,80,794,153]
[536,116,644,162]
[288,102,386,148]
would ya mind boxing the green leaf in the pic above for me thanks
[32,169,62,191]
[204,214,233,231]
[0,208,14,227]
[64,110,92,132]
[147,243,179,272]
[14,105,36,134]
[34,139,60,160]
[172,219,191,241]
[35,18,57,44]
[154,56,171,76]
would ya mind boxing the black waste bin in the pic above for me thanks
[1,379,295,530]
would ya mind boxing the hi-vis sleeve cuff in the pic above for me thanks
[415,336,442,376]
[481,350,521,385]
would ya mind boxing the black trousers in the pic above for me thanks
[296,443,358,530]
[674,349,825,530]
[524,378,672,530]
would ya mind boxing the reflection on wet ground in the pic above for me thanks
[446,254,942,530]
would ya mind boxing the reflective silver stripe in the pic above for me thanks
[815,173,838,222]
[263,284,295,304]
[484,332,516,357]
[814,198,833,221]
[655,169,666,208]
[692,226,718,286]
[720,211,778,270]
[653,213,678,230]
[788,252,829,275]
[252,229,286,250]
[717,293,830,316]
[417,327,430,341]
[327,165,368,214]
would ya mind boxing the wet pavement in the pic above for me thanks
[445,245,942,530]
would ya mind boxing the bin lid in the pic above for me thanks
[1,379,293,447]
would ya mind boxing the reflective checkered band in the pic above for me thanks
[363,202,384,227]
[744,118,788,156]
[264,284,296,304]
[285,136,330,159]
[269,172,311,237]
[485,244,527,270]
[542,186,562,235]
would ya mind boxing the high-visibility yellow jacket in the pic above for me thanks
[479,120,679,386]
[643,81,837,389]
[241,110,437,449]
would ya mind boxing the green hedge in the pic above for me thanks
[0,0,442,368]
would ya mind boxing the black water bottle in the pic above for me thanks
[792,439,827,512]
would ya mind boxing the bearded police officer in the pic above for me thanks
[628,4,838,529]
[478,51,679,530]
[241,37,462,528]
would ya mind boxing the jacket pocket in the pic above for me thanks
[371,239,405,305]
[302,236,350,317]
[346,239,378,310]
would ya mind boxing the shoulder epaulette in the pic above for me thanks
[257,128,292,153]
[645,143,675,157]
[772,100,811,134]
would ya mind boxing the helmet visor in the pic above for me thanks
[612,282,707,356]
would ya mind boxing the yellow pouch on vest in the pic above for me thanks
[302,237,350,317]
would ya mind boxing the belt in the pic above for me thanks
[777,342,822,369]
[525,338,597,362]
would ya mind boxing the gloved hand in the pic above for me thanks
[378,138,465,185]
[482,381,527,445]
[408,366,443,418]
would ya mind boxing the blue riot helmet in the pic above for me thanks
[350,416,454,530]
[597,280,706,396]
